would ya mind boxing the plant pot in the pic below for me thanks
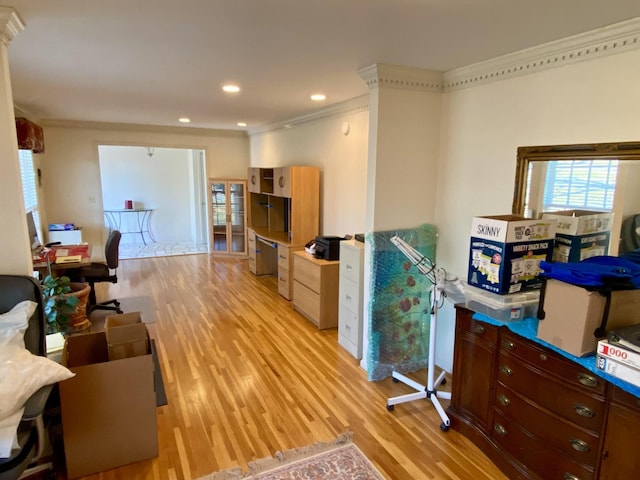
[67,282,92,331]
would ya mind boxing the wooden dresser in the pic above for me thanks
[292,251,339,329]
[449,306,640,480]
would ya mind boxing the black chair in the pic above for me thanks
[79,230,123,314]
[0,275,52,480]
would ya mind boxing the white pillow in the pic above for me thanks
[0,299,75,457]
[0,300,36,349]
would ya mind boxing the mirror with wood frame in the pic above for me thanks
[512,141,640,257]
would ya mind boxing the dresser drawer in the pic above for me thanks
[492,410,596,480]
[497,353,606,431]
[278,267,291,299]
[456,310,499,346]
[293,280,321,326]
[500,331,605,394]
[494,383,600,465]
[277,244,294,270]
[339,276,360,313]
[248,258,256,274]
[294,254,321,292]
[339,243,362,283]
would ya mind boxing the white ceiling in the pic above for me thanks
[6,1,640,131]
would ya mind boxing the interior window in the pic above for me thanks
[542,159,618,212]
[19,149,42,242]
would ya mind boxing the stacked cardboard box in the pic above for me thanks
[541,210,613,263]
[468,215,556,295]
[59,312,157,479]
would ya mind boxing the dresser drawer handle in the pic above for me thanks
[499,365,513,376]
[502,339,515,350]
[345,294,352,301]
[563,474,581,480]
[497,394,510,406]
[574,404,595,418]
[494,424,507,436]
[279,255,286,260]
[539,353,547,361]
[473,324,486,334]
[569,438,590,453]
[577,373,598,388]
[346,264,353,270]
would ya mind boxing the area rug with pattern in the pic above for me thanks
[196,432,386,480]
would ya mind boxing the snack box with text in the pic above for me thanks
[468,215,556,295]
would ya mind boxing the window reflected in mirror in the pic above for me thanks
[514,142,640,257]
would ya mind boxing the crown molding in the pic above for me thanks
[249,95,369,135]
[40,119,247,137]
[0,7,25,46]
[358,63,443,92]
[444,16,640,91]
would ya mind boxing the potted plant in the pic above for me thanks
[42,275,92,334]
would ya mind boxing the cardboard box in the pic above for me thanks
[542,210,613,263]
[596,355,640,387]
[468,215,556,294]
[105,312,149,360]
[59,331,158,479]
[537,279,640,356]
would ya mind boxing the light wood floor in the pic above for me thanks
[79,254,508,480]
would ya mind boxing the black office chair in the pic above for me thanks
[0,275,52,480]
[78,230,123,314]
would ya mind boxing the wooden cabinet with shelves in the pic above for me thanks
[247,166,319,245]
[292,251,339,329]
[247,166,320,299]
[208,179,247,256]
[248,167,274,194]
[448,306,640,480]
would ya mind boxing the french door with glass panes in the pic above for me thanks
[208,179,247,255]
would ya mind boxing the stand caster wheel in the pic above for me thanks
[386,404,395,411]
[440,378,447,386]
[440,423,450,432]
[392,377,400,383]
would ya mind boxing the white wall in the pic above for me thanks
[40,122,250,258]
[435,48,640,279]
[98,146,194,244]
[249,104,369,237]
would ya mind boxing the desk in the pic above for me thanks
[33,244,91,278]
[104,209,155,245]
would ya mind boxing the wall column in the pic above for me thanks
[0,8,28,275]
[358,64,444,370]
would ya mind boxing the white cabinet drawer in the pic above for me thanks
[339,304,361,345]
[340,277,361,314]
[339,241,363,283]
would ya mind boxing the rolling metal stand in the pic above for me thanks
[385,235,457,432]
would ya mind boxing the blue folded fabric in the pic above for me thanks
[540,254,640,289]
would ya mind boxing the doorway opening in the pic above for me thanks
[98,145,209,259]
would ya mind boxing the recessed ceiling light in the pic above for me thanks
[223,84,241,93]
[310,93,326,101]
[237,122,247,127]
[178,117,191,123]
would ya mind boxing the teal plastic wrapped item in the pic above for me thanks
[366,224,437,381]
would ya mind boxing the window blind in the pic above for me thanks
[543,159,618,212]
[18,149,42,239]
